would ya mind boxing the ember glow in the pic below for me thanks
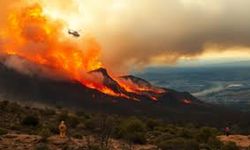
[183,99,192,104]
[117,78,165,94]
[0,3,165,100]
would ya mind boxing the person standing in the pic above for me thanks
[59,120,67,138]
[224,126,230,136]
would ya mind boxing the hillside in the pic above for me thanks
[136,66,250,111]
[0,59,242,126]
[0,100,249,150]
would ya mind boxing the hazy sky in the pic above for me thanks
[1,0,250,71]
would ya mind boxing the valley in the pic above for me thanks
[136,65,250,111]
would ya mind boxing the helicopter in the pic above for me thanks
[68,29,80,37]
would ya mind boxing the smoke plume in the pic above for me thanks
[1,0,250,73]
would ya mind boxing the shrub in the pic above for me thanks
[38,127,51,142]
[207,137,223,149]
[57,110,69,122]
[67,116,80,128]
[10,124,22,131]
[157,138,199,150]
[154,132,177,144]
[87,144,103,150]
[126,132,146,144]
[49,125,59,135]
[35,143,49,150]
[0,128,8,135]
[184,139,199,150]
[178,128,193,139]
[0,100,9,110]
[146,119,160,130]
[22,115,39,127]
[41,108,56,116]
[196,127,218,143]
[117,117,147,144]
[9,102,22,113]
[85,118,98,131]
[72,133,82,139]
[76,111,90,119]
[221,142,239,150]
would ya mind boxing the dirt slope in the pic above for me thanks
[217,135,250,148]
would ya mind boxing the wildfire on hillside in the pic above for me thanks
[0,3,165,100]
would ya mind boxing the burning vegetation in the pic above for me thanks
[0,4,166,101]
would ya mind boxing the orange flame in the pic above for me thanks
[183,99,192,104]
[0,4,163,100]
[116,78,166,100]
[1,5,104,88]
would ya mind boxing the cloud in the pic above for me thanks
[72,0,250,72]
[1,0,250,73]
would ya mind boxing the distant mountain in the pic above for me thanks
[141,60,250,74]
[200,60,250,68]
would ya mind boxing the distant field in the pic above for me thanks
[135,66,250,111]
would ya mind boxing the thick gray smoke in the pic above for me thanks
[86,0,250,72]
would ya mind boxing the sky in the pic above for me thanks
[1,0,250,72]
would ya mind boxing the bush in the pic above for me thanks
[85,118,98,131]
[184,139,199,150]
[196,127,218,143]
[57,110,69,122]
[0,128,8,135]
[85,119,93,130]
[221,142,239,150]
[67,116,80,128]
[117,117,147,144]
[207,137,223,149]
[0,100,9,110]
[41,108,56,116]
[178,128,193,139]
[10,124,22,131]
[76,111,90,119]
[87,144,103,150]
[72,133,82,139]
[35,143,49,150]
[126,132,146,144]
[157,138,199,150]
[155,132,176,142]
[49,125,59,135]
[22,115,39,127]
[38,127,51,142]
[146,119,160,130]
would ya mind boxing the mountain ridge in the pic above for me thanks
[0,57,242,125]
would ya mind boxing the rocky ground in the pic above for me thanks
[217,135,250,149]
[0,133,158,150]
